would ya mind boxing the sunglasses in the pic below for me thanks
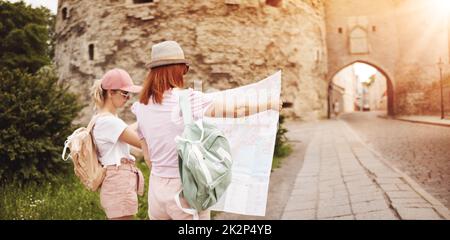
[113,90,130,98]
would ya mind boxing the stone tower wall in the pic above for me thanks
[55,0,329,123]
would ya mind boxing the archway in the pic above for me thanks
[327,61,394,118]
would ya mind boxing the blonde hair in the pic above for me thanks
[91,79,107,110]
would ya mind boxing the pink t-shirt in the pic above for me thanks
[131,88,213,178]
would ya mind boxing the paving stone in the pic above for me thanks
[295,179,318,186]
[347,186,379,195]
[380,184,399,191]
[396,183,414,192]
[350,192,385,203]
[391,202,433,209]
[333,189,350,199]
[324,215,354,220]
[319,197,350,208]
[355,210,398,220]
[331,215,355,220]
[319,180,344,189]
[351,199,390,214]
[282,209,316,220]
[386,191,422,199]
[319,188,336,196]
[376,177,405,184]
[319,191,334,199]
[389,197,429,205]
[346,182,377,189]
[395,207,443,220]
[285,200,316,211]
[287,194,317,203]
[291,188,317,197]
[317,204,352,219]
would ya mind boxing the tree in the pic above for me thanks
[0,1,82,183]
[0,0,54,73]
[0,67,83,183]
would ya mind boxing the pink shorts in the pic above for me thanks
[148,174,210,220]
[100,161,144,219]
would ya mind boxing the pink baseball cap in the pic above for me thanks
[101,68,142,93]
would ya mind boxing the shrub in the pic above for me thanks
[0,67,83,183]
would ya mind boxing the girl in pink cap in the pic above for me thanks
[132,41,281,220]
[90,68,144,220]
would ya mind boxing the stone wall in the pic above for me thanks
[55,0,328,123]
[393,0,450,115]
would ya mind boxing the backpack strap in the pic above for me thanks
[178,90,193,125]
[62,132,77,161]
[62,112,115,162]
[87,112,113,132]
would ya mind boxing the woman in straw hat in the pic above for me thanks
[90,68,145,220]
[132,41,281,220]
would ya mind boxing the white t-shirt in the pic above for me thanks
[92,115,135,166]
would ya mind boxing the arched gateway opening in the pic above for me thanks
[327,61,394,118]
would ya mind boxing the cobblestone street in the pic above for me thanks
[340,112,450,210]
[281,116,450,220]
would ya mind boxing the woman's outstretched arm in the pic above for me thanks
[204,93,282,118]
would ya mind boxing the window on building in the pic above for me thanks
[89,44,94,60]
[133,0,153,3]
[266,0,282,7]
[338,27,343,34]
[349,27,369,54]
[372,26,377,32]
[62,7,68,20]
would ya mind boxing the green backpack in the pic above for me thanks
[175,90,232,216]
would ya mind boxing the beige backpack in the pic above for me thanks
[62,114,107,191]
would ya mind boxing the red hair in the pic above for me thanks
[139,64,187,105]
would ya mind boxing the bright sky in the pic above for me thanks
[7,0,58,14]
[353,63,378,83]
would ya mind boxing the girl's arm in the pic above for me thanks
[119,126,141,149]
[205,94,281,118]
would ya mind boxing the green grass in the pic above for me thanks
[0,176,105,220]
[272,143,293,170]
[1,144,292,220]
[135,158,150,220]
[0,157,150,220]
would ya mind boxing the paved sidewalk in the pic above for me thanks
[281,120,450,220]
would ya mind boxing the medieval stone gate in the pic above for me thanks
[325,0,450,117]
